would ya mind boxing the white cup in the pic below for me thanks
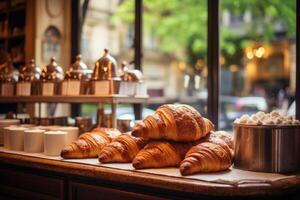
[0,119,20,145]
[44,131,67,156]
[57,127,79,145]
[24,129,45,153]
[9,127,28,151]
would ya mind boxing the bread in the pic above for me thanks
[180,131,234,175]
[99,133,147,163]
[132,104,214,142]
[61,128,121,159]
[132,140,193,169]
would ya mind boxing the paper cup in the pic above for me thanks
[57,127,79,145]
[9,127,28,151]
[24,129,45,153]
[44,131,67,156]
[0,119,20,145]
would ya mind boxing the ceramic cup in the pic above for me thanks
[57,127,79,145]
[44,131,67,156]
[24,129,45,153]
[9,127,28,151]
[0,119,20,145]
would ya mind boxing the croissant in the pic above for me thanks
[99,133,147,163]
[180,131,234,175]
[61,128,121,159]
[132,104,214,142]
[132,140,193,169]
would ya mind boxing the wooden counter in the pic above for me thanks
[0,152,300,200]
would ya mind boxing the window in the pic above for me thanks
[78,0,299,127]
[219,0,297,130]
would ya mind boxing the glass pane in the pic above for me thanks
[141,0,208,116]
[80,0,135,122]
[81,0,134,68]
[219,0,296,130]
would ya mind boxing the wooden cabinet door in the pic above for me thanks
[69,181,170,200]
[0,168,65,200]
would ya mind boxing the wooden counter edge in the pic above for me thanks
[0,152,299,197]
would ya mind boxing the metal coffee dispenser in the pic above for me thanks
[62,54,91,95]
[41,57,64,96]
[0,58,17,96]
[17,59,41,96]
[91,49,121,95]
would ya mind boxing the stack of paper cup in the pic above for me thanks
[57,127,79,145]
[0,119,20,145]
[9,127,28,151]
[24,129,45,153]
[44,131,67,156]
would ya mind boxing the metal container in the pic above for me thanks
[0,57,17,96]
[91,49,120,95]
[233,124,300,173]
[120,64,146,96]
[17,59,41,95]
[41,57,64,95]
[63,54,91,95]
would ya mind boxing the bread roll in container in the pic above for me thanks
[41,57,64,95]
[17,59,41,96]
[62,54,91,95]
[90,49,121,95]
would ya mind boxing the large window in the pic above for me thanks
[219,0,296,130]
[113,0,209,115]
[79,0,298,128]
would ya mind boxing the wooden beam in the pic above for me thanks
[207,0,219,128]
[296,0,300,119]
[133,0,143,120]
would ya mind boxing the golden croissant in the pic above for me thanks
[61,128,121,159]
[132,140,193,169]
[132,104,214,142]
[180,131,234,175]
[99,133,147,163]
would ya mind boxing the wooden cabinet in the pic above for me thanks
[69,182,169,200]
[0,168,65,200]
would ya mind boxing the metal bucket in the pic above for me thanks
[233,124,300,173]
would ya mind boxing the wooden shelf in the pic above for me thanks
[0,95,148,104]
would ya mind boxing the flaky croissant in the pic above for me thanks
[132,140,193,169]
[98,133,147,163]
[180,131,234,175]
[61,128,121,159]
[132,104,214,142]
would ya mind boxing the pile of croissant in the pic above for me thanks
[61,104,234,175]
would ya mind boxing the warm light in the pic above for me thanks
[229,65,238,73]
[219,56,225,65]
[246,51,254,59]
[255,47,265,58]
[178,62,186,71]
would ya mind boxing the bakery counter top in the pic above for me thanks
[0,150,300,199]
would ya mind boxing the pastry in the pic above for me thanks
[132,104,214,142]
[99,133,147,163]
[61,128,121,159]
[132,140,193,169]
[180,131,234,175]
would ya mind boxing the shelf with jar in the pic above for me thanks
[0,49,148,128]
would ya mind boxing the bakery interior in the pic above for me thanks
[0,0,300,199]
